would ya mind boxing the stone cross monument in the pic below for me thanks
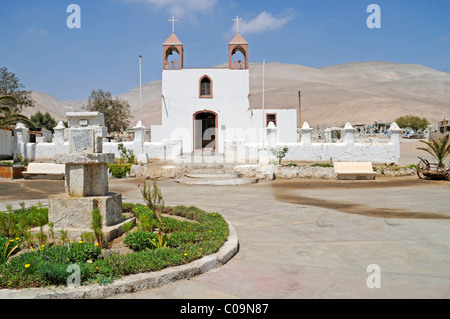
[48,112,127,241]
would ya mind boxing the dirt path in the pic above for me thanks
[272,177,450,220]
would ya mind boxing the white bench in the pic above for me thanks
[23,163,65,180]
[333,162,377,180]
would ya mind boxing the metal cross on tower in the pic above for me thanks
[233,15,243,33]
[169,16,179,33]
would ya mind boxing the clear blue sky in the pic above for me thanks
[1,0,449,101]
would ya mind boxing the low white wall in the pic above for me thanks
[223,122,402,164]
[24,142,70,162]
[19,139,181,162]
[0,129,13,159]
[281,141,400,163]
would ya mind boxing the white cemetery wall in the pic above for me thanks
[0,129,13,159]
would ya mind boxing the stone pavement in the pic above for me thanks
[1,175,450,298]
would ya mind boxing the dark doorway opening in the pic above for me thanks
[193,111,217,150]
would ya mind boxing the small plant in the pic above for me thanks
[148,231,171,249]
[117,143,135,164]
[91,208,105,248]
[0,237,20,264]
[48,222,56,244]
[58,229,69,245]
[270,146,289,166]
[332,130,342,140]
[34,208,48,246]
[140,178,164,223]
[16,153,24,163]
[81,232,96,243]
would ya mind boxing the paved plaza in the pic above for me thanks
[1,172,449,299]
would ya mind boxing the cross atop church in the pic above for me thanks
[233,15,243,33]
[169,16,179,34]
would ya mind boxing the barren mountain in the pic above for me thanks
[24,61,450,129]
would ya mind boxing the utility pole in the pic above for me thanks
[298,90,302,129]
[298,90,302,142]
[139,55,143,128]
[262,60,266,149]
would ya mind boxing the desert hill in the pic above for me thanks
[23,61,450,129]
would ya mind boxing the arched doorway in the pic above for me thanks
[193,111,217,151]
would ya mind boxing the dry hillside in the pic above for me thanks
[23,61,450,130]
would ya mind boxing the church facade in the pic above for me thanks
[150,28,298,155]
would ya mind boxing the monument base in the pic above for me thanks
[31,217,135,242]
[47,192,130,242]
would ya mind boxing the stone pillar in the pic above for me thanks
[56,153,114,197]
[13,122,28,162]
[133,121,148,164]
[324,128,332,143]
[53,121,66,146]
[388,122,402,144]
[343,122,355,145]
[300,122,313,145]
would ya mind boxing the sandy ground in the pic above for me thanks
[1,141,449,299]
[399,139,434,166]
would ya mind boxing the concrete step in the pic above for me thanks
[185,172,238,179]
[174,177,258,186]
[183,163,234,170]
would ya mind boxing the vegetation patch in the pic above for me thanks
[108,163,132,179]
[0,202,229,289]
[311,163,333,168]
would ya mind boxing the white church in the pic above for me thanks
[150,18,299,155]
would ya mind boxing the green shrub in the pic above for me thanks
[123,231,157,252]
[131,205,158,232]
[67,242,102,263]
[117,143,135,164]
[108,164,132,178]
[0,205,48,239]
[270,146,289,165]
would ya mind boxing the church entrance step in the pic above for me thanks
[185,172,238,179]
[176,163,258,185]
[174,177,258,186]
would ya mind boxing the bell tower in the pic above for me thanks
[228,16,248,70]
[163,17,183,70]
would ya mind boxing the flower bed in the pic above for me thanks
[0,203,229,289]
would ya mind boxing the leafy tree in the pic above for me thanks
[0,67,34,112]
[0,96,34,128]
[30,110,57,131]
[270,146,289,166]
[83,89,130,133]
[417,135,450,167]
[395,115,430,131]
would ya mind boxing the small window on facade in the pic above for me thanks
[266,113,277,127]
[200,76,212,98]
